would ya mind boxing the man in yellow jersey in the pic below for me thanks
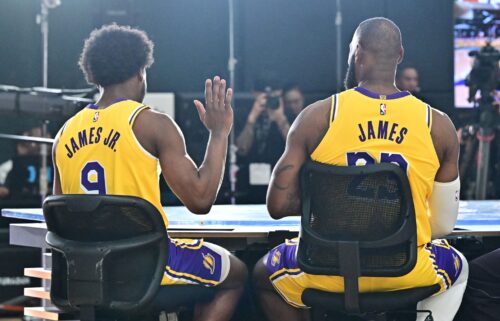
[254,17,468,321]
[51,25,247,321]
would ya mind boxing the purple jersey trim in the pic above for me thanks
[128,105,148,125]
[355,87,410,100]
[426,240,463,289]
[331,94,337,122]
[426,105,431,128]
[85,97,128,110]
[111,97,128,104]
[266,239,300,277]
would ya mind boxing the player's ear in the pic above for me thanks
[354,44,364,65]
[137,68,146,82]
[397,46,405,65]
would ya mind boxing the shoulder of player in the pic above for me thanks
[293,96,331,127]
[431,108,456,137]
[289,96,331,151]
[133,108,184,147]
[131,108,180,157]
[52,115,74,152]
[134,108,176,131]
[430,107,458,160]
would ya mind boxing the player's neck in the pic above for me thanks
[358,68,399,95]
[358,79,399,96]
[96,86,140,108]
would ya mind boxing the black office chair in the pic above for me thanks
[297,161,440,321]
[43,195,214,321]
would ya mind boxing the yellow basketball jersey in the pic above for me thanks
[55,99,167,227]
[310,88,439,246]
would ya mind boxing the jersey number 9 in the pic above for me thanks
[81,161,107,195]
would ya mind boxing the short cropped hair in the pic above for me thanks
[396,64,417,80]
[79,24,154,87]
[283,82,301,95]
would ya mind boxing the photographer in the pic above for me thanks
[236,83,288,158]
[0,127,53,201]
[236,76,300,203]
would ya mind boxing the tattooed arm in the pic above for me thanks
[266,131,306,218]
[266,98,331,219]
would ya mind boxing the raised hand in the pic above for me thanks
[194,76,234,136]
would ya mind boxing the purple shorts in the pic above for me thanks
[161,238,230,287]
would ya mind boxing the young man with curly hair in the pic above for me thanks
[52,24,247,321]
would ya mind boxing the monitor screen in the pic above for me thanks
[454,0,500,108]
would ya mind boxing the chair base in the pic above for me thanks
[311,309,433,321]
[303,285,439,321]
[302,284,440,312]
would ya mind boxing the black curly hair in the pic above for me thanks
[79,24,154,87]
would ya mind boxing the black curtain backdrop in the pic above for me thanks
[0,0,453,101]
[0,0,454,162]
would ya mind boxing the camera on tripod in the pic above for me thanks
[465,42,500,104]
[463,42,500,199]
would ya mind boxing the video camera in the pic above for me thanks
[465,42,500,104]
[463,42,500,200]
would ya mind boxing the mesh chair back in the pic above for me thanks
[298,161,417,277]
[43,195,168,314]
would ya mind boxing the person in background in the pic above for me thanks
[455,249,500,321]
[0,173,9,198]
[236,78,306,162]
[236,74,288,158]
[283,83,305,122]
[235,75,299,203]
[396,65,420,95]
[235,74,287,203]
[0,127,45,199]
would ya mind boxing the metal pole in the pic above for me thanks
[41,2,49,88]
[475,129,493,199]
[228,0,238,204]
[39,0,50,201]
[335,0,343,92]
[40,122,49,200]
[0,133,54,145]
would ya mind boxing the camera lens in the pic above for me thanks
[266,96,280,109]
